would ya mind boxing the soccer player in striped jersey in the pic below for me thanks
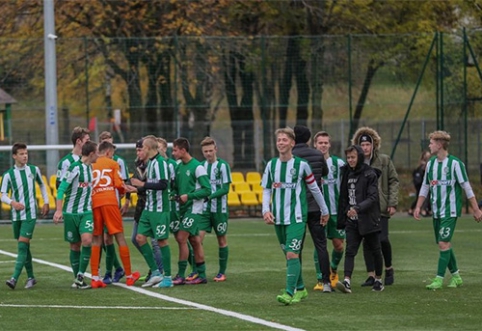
[53,141,99,289]
[171,137,211,285]
[414,130,482,290]
[1,143,49,290]
[128,136,173,288]
[262,128,329,305]
[56,126,90,189]
[314,131,346,289]
[200,137,232,282]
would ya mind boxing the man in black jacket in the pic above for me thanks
[336,145,384,293]
[292,125,332,292]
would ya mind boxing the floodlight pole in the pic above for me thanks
[44,0,59,177]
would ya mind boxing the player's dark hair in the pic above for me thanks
[81,141,97,156]
[173,137,190,153]
[12,142,27,155]
[98,141,115,154]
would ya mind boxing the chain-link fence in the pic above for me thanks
[2,32,482,176]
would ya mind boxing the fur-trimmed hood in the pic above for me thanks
[351,127,381,151]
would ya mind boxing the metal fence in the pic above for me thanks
[2,32,482,176]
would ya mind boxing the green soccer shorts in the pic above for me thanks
[63,212,94,243]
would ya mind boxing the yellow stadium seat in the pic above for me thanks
[227,192,241,207]
[49,175,57,190]
[234,182,251,195]
[246,172,261,186]
[251,182,263,195]
[231,172,245,185]
[240,191,259,206]
[130,193,138,207]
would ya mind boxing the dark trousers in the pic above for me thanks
[344,222,383,279]
[363,216,391,271]
[300,211,330,283]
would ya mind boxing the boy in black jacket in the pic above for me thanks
[336,145,384,293]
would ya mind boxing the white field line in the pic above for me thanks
[0,249,306,331]
[0,304,194,310]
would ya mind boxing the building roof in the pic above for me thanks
[0,88,17,104]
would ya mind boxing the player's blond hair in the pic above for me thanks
[429,130,451,150]
[143,136,158,151]
[313,131,331,144]
[200,136,216,147]
[275,128,295,142]
[156,137,168,149]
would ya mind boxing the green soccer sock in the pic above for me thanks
[139,243,158,272]
[160,245,171,277]
[70,249,80,277]
[178,260,188,278]
[187,242,195,272]
[447,248,459,274]
[113,247,122,270]
[24,245,34,279]
[78,246,91,274]
[296,267,305,290]
[218,246,228,274]
[105,244,116,274]
[196,262,206,279]
[12,241,28,280]
[331,249,344,270]
[436,249,451,278]
[286,258,301,296]
[313,250,322,281]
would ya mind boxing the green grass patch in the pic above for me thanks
[0,216,481,330]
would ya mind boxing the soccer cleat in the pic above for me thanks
[322,283,333,293]
[139,270,152,282]
[336,280,352,294]
[361,276,375,287]
[313,281,323,291]
[126,271,141,286]
[292,288,308,303]
[186,277,207,285]
[141,273,163,288]
[102,272,112,285]
[447,275,463,288]
[372,279,385,292]
[426,277,443,290]
[186,272,199,282]
[157,276,173,288]
[213,273,226,282]
[91,279,107,289]
[276,290,293,305]
[172,275,186,286]
[385,268,394,285]
[113,267,125,283]
[6,277,16,290]
[330,270,339,289]
[73,274,91,289]
[24,278,37,289]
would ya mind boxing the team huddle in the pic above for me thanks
[1,127,232,290]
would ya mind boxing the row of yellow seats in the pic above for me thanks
[232,172,262,186]
[228,191,262,207]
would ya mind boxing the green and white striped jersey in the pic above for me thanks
[57,153,80,183]
[58,161,94,214]
[113,154,129,181]
[261,156,315,225]
[202,158,232,214]
[174,158,211,215]
[322,155,345,215]
[423,155,469,218]
[1,164,49,221]
[145,154,170,213]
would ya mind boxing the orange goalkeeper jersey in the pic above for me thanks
[92,156,126,208]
